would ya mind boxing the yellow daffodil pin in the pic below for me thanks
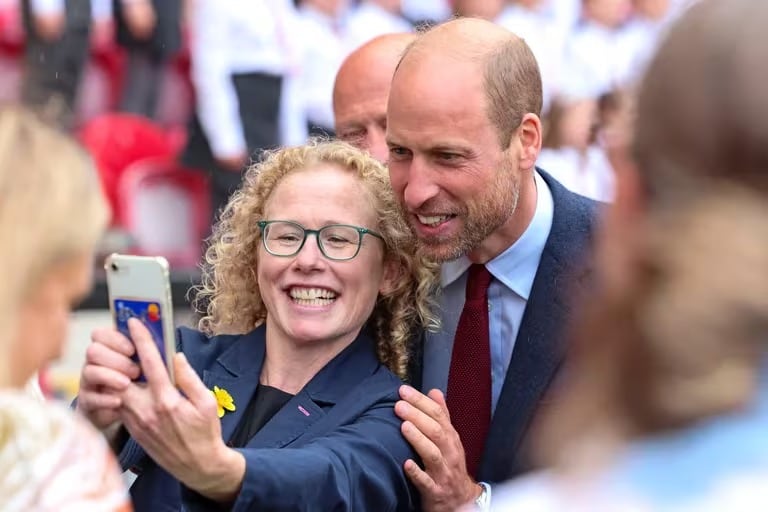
[211,386,236,418]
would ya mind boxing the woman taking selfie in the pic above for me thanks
[77,140,439,510]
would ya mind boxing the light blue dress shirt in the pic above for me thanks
[422,171,554,413]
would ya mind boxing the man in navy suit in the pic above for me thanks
[385,17,599,511]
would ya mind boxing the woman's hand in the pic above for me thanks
[119,318,246,502]
[77,327,141,432]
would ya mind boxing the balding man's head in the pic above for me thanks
[386,18,544,262]
[394,18,542,146]
[333,33,416,162]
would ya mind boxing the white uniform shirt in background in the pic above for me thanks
[344,1,413,52]
[190,0,296,159]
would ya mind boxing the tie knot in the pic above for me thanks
[465,264,492,302]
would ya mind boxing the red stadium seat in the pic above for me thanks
[117,157,210,269]
[0,1,24,56]
[78,114,182,225]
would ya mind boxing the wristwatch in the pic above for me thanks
[474,482,492,511]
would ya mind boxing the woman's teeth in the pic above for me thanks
[289,287,337,306]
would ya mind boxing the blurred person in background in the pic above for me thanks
[400,0,450,25]
[537,93,614,201]
[293,0,351,136]
[453,0,506,22]
[20,0,92,128]
[345,0,412,51]
[560,0,635,100]
[77,140,439,510]
[496,0,569,113]
[488,0,768,508]
[0,107,129,511]
[180,0,299,223]
[333,32,415,162]
[618,0,679,85]
[113,0,183,119]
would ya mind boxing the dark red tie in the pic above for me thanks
[446,264,492,479]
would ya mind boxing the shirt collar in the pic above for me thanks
[440,171,554,300]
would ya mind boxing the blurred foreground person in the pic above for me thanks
[0,107,129,511]
[488,0,768,509]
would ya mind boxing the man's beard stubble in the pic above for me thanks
[403,164,521,263]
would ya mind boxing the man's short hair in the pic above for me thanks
[484,36,543,147]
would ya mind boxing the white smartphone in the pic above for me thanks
[105,253,176,384]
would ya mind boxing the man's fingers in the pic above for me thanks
[396,399,450,450]
[91,327,136,357]
[401,420,446,472]
[84,341,141,380]
[128,317,171,393]
[404,458,438,495]
[427,388,449,418]
[399,385,451,426]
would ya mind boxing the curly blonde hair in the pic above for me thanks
[194,139,439,379]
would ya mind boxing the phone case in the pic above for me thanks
[105,254,176,384]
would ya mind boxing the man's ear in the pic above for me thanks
[512,113,543,171]
[378,258,402,297]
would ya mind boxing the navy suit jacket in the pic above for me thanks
[408,169,600,484]
[122,326,418,511]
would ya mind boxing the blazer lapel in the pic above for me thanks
[245,389,326,449]
[478,171,598,482]
[201,330,266,444]
[246,329,381,449]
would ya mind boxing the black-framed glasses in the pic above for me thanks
[257,220,384,261]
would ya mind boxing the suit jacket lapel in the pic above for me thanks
[406,328,425,389]
[478,170,597,482]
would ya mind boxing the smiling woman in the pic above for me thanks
[76,139,440,511]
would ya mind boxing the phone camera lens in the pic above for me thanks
[110,262,119,272]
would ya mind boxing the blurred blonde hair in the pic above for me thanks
[0,106,109,387]
[194,139,439,379]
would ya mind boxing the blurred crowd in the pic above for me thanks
[0,0,696,271]
[2,0,768,510]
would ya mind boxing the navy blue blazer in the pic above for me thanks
[407,169,600,484]
[122,326,419,511]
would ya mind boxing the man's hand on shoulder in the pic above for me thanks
[395,386,483,512]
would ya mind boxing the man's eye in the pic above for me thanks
[389,146,410,157]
